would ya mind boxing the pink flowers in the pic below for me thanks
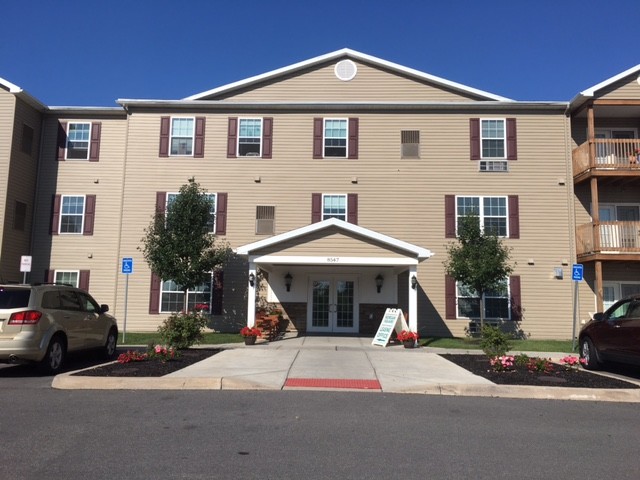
[490,355,515,371]
[117,350,148,364]
[560,355,586,371]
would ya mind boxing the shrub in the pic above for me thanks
[479,324,512,357]
[158,311,208,349]
[526,357,555,374]
[514,353,530,367]
[147,344,179,362]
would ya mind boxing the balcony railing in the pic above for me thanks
[576,221,640,256]
[573,139,640,178]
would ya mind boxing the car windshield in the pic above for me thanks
[608,301,630,320]
[0,287,31,309]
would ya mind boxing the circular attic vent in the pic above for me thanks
[335,60,357,81]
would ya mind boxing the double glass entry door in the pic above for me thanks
[307,276,358,333]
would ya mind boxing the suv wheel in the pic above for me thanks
[580,337,601,370]
[39,335,66,375]
[104,328,118,359]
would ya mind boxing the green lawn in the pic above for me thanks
[119,332,243,346]
[420,336,575,353]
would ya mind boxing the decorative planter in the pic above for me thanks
[403,340,416,349]
[244,336,257,346]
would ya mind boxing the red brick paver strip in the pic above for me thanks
[284,378,381,390]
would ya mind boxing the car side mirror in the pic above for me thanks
[100,304,109,314]
[593,312,604,322]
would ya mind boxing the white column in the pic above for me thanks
[408,265,418,332]
[247,261,257,327]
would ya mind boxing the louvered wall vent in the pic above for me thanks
[335,60,357,81]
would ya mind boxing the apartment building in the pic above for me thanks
[3,49,614,339]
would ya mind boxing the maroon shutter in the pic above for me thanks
[509,275,521,321]
[215,193,227,235]
[227,118,238,158]
[45,269,54,283]
[211,270,224,315]
[470,118,480,160]
[89,122,101,161]
[156,192,167,214]
[444,195,456,238]
[348,118,359,159]
[262,117,273,158]
[508,195,520,239]
[347,194,358,225]
[311,193,322,223]
[506,118,517,160]
[194,117,205,158]
[159,117,170,157]
[83,195,96,235]
[313,118,323,158]
[51,194,61,235]
[57,122,67,161]
[149,272,161,314]
[445,275,457,319]
[79,270,90,291]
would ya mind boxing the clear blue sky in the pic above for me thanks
[2,0,639,106]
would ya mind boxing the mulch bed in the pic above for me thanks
[441,354,640,389]
[72,348,221,377]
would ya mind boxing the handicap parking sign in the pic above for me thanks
[122,257,133,275]
[572,264,583,282]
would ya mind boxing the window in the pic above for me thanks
[21,124,34,156]
[166,192,217,233]
[322,194,347,221]
[55,270,79,288]
[238,119,262,156]
[313,118,358,159]
[481,120,505,158]
[13,201,27,231]
[456,280,510,320]
[256,206,275,235]
[456,196,507,237]
[60,195,85,234]
[66,123,91,159]
[312,193,358,224]
[170,118,194,156]
[401,130,420,158]
[470,118,516,170]
[160,276,212,313]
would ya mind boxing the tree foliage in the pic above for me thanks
[443,214,514,329]
[140,179,229,311]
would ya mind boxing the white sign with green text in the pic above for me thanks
[372,308,409,347]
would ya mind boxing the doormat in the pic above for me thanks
[284,378,381,390]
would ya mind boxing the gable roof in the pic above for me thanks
[235,217,433,261]
[0,76,46,111]
[184,48,511,102]
[570,63,640,110]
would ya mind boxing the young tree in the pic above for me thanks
[443,214,514,331]
[140,179,229,312]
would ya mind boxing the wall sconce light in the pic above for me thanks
[411,275,417,290]
[249,273,255,287]
[375,274,384,293]
[284,272,293,292]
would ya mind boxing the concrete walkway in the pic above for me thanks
[53,336,640,402]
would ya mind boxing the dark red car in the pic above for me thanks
[579,294,640,370]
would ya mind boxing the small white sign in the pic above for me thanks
[372,308,409,347]
[20,255,32,273]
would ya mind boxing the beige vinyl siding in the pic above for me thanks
[0,89,16,280]
[597,74,640,100]
[212,61,482,102]
[0,98,42,282]
[31,115,128,308]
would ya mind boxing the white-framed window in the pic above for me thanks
[66,122,91,160]
[238,118,262,157]
[456,196,507,237]
[481,119,506,159]
[55,270,79,288]
[167,192,216,233]
[324,119,348,157]
[322,194,347,221]
[602,282,640,311]
[59,195,85,234]
[170,117,194,156]
[160,276,212,313]
[457,279,510,320]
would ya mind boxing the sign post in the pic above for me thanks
[20,256,32,285]
[571,264,583,351]
[121,258,133,343]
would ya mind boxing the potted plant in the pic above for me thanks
[240,326,262,345]
[397,330,419,348]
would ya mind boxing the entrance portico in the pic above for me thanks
[236,218,432,334]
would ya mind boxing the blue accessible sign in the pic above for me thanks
[572,264,583,282]
[121,257,133,275]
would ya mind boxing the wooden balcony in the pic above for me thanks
[576,221,640,261]
[573,139,640,184]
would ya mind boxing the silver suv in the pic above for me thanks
[0,283,118,374]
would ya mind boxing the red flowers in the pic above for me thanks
[397,330,419,342]
[240,327,262,338]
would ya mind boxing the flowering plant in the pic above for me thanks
[194,303,209,313]
[117,350,148,364]
[240,326,262,338]
[489,355,515,372]
[397,330,419,342]
[560,355,586,371]
[147,344,179,362]
[526,357,555,374]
